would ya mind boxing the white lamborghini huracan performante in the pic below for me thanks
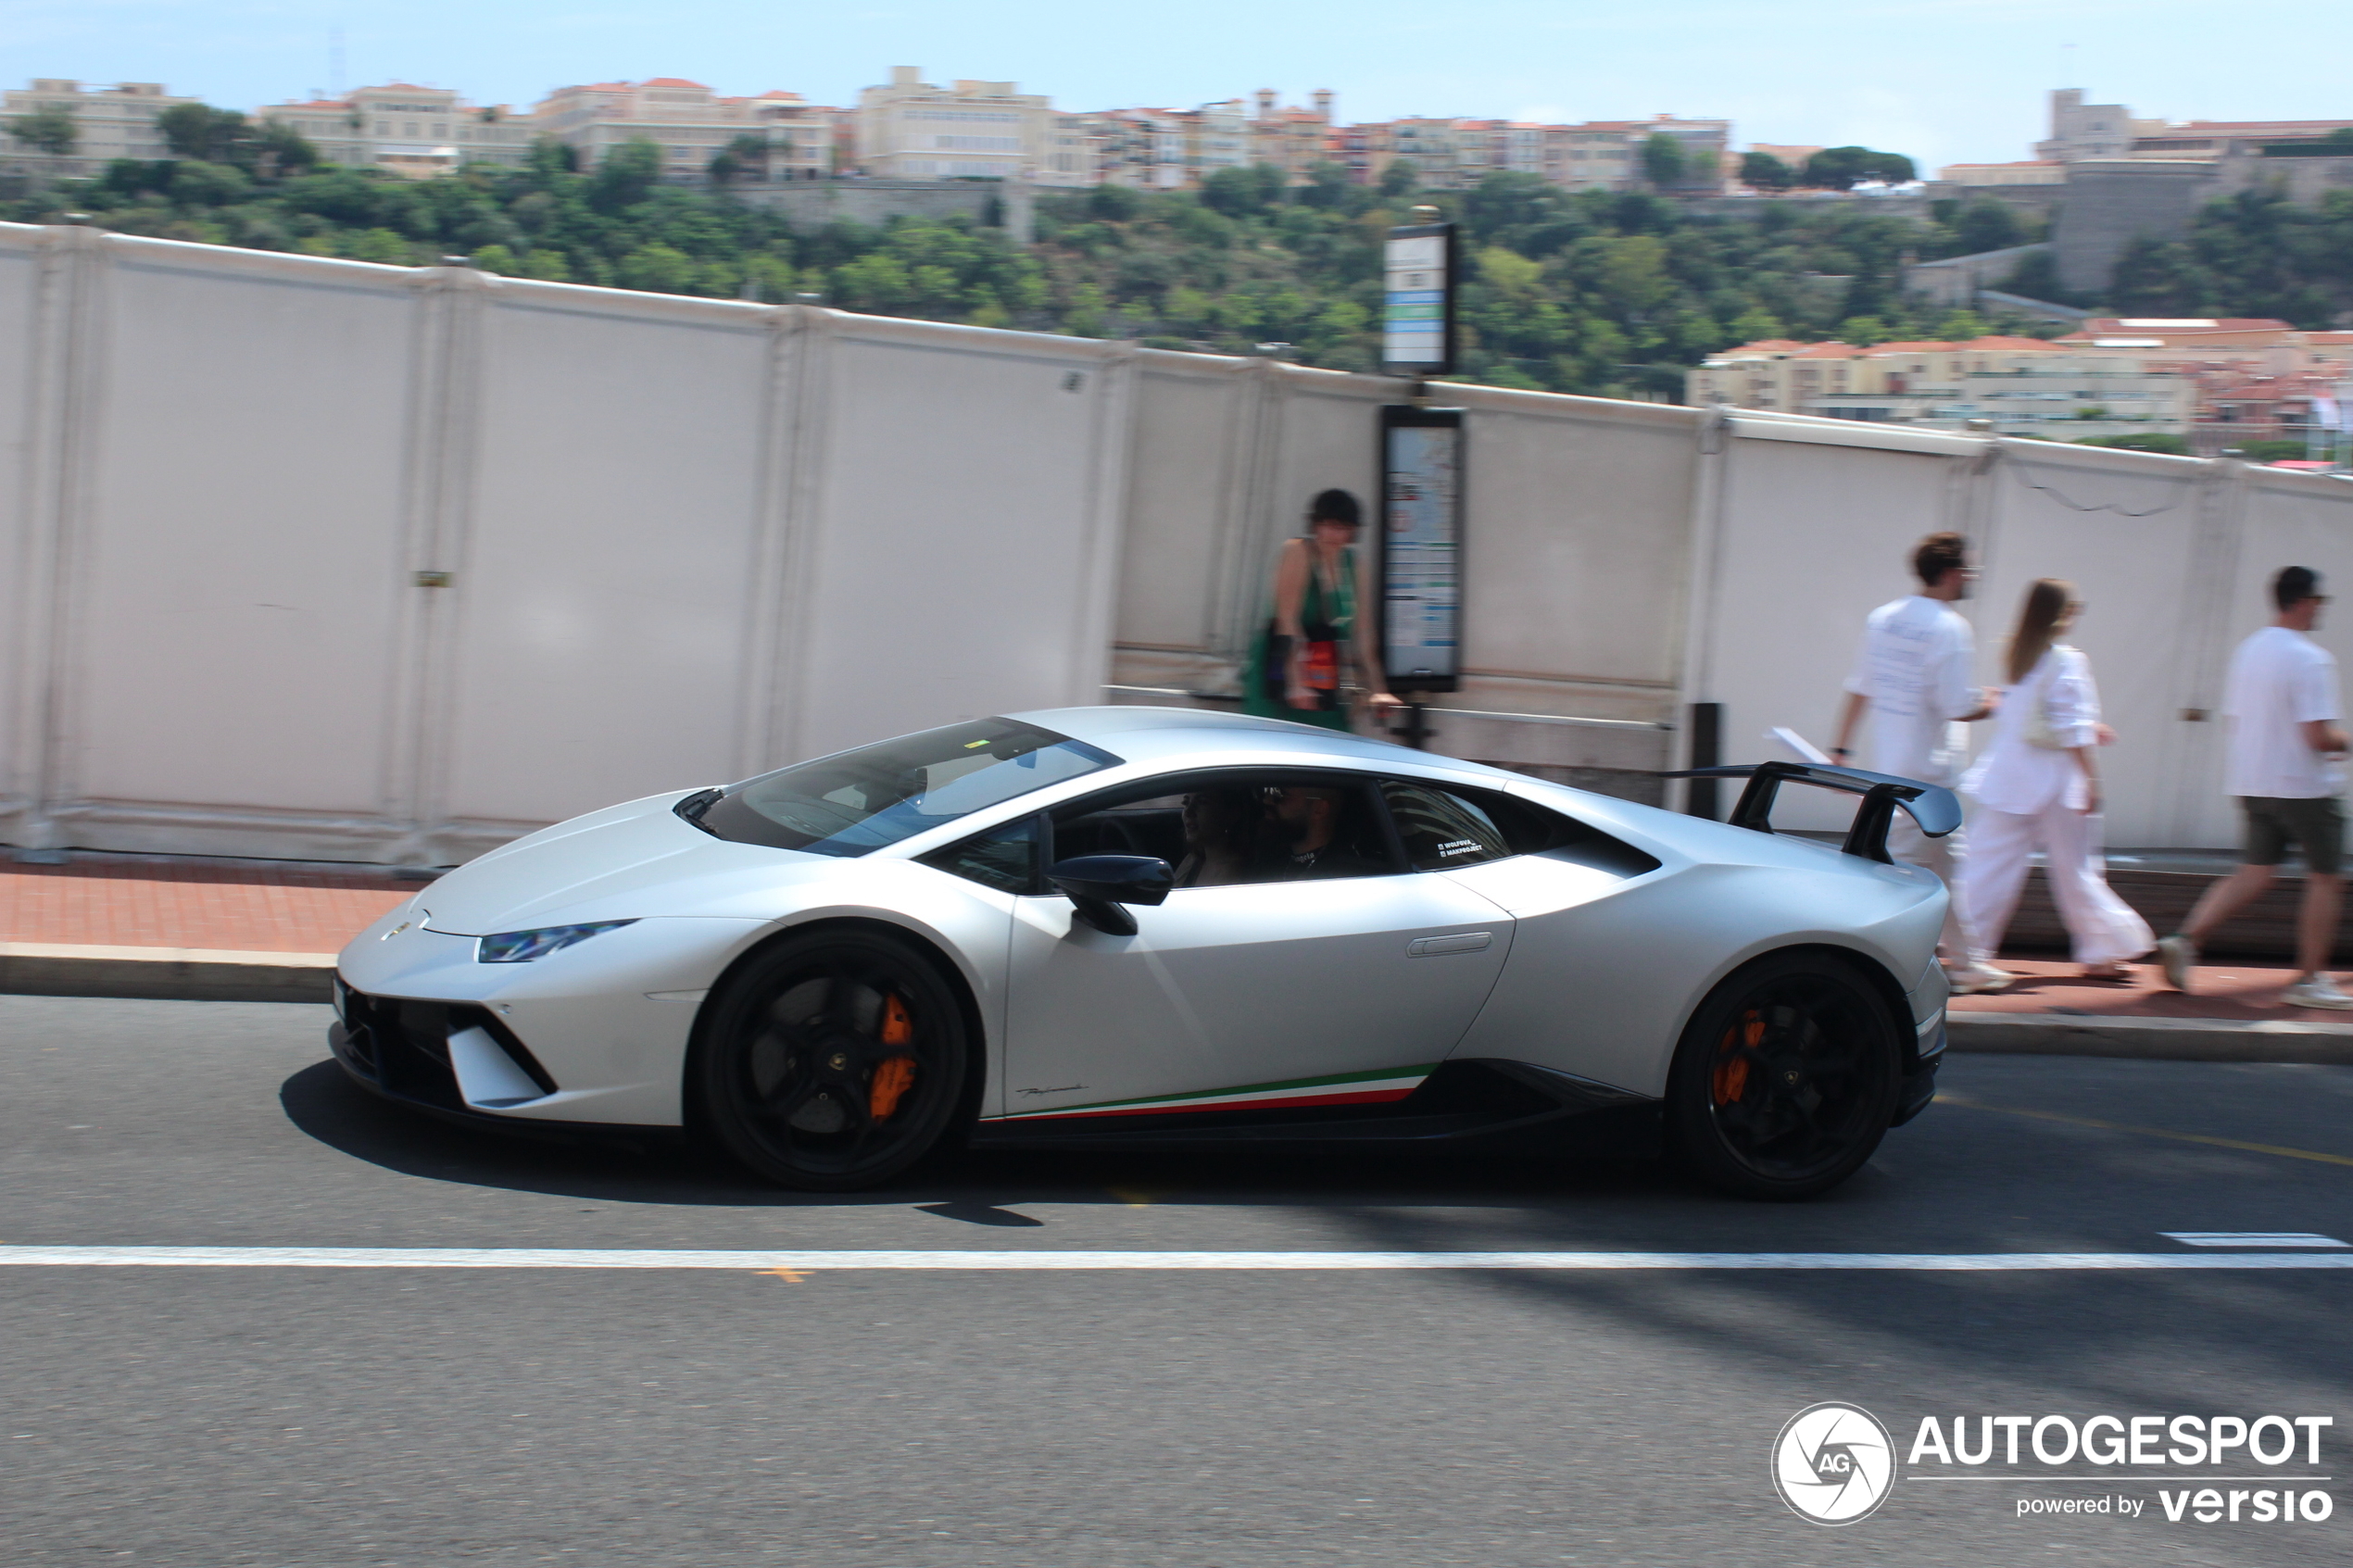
[333,707,1957,1198]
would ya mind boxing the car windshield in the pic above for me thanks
[693,719,1121,857]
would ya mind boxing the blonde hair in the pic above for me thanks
[2006,578,2076,684]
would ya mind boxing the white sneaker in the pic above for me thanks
[2283,975,2353,1010]
[1946,963,2015,996]
[2156,934,2197,993]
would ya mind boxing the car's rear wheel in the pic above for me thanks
[696,929,971,1191]
[1665,952,1902,1200]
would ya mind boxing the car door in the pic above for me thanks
[997,770,1515,1124]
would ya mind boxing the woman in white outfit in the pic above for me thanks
[1961,580,2155,980]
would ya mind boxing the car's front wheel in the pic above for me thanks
[695,929,972,1191]
[1665,952,1903,1200]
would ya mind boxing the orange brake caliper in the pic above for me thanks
[1712,1010,1761,1105]
[870,994,917,1121]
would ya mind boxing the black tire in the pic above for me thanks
[1664,952,1903,1200]
[695,929,972,1191]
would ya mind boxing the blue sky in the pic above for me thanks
[4,0,2342,171]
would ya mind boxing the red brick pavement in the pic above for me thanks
[1950,957,2328,1022]
[0,858,415,954]
[1,857,2341,1022]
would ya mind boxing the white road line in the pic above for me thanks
[6,1248,2353,1272]
[2162,1231,2348,1248]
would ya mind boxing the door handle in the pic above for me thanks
[1407,932,1492,957]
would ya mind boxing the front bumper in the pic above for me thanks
[333,912,773,1126]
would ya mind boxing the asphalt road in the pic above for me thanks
[5,995,2352,1567]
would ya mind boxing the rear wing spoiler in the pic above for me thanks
[1659,760,1961,865]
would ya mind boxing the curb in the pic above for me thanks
[9,944,2353,1066]
[0,943,334,1005]
[1947,1010,2353,1066]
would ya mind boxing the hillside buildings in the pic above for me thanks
[855,69,1048,181]
[1,80,200,178]
[1691,322,2353,455]
[533,79,834,182]
[258,83,538,176]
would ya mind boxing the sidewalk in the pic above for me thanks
[0,856,414,1003]
[5,853,2353,1063]
[1948,956,2353,1064]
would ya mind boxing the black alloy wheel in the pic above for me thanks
[1665,952,1903,1200]
[696,929,971,1191]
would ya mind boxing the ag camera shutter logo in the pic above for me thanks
[1773,1402,1897,1524]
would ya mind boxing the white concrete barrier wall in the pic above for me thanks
[6,220,2353,864]
[1,226,1129,864]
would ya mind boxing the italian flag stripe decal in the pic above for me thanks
[995,1062,1441,1123]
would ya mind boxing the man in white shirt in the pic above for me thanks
[2158,566,2353,1008]
[1830,532,2006,991]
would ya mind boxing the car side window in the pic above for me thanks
[920,813,1040,895]
[1381,781,1516,871]
[1051,771,1403,887]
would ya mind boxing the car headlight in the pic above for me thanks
[476,920,638,964]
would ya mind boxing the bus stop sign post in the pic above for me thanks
[1381,220,1455,381]
[1379,219,1462,749]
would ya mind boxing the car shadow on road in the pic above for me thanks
[277,1058,1685,1212]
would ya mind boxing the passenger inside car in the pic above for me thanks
[1174,787,1262,887]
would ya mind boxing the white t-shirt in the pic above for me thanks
[1844,595,1979,785]
[2222,624,2343,799]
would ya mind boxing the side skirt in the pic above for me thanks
[967,1059,1661,1155]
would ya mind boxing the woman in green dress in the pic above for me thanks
[1242,488,1403,732]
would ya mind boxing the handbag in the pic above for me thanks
[1261,549,1347,710]
[2020,649,2070,749]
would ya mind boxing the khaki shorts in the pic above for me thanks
[2240,795,2346,875]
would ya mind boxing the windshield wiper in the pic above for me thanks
[674,787,724,835]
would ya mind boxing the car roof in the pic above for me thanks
[1005,704,1508,780]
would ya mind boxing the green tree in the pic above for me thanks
[7,106,77,157]
[1729,306,1787,343]
[1201,164,1285,219]
[707,133,769,185]
[1740,151,1793,191]
[1300,160,1353,210]
[588,139,663,212]
[1163,282,1214,332]
[1641,133,1687,189]
[1933,309,1990,341]
[2108,236,2212,316]
[1476,244,1543,300]
[1801,146,1917,189]
[517,248,573,282]
[1088,183,1143,221]
[157,103,241,159]
[617,242,696,294]
[1953,200,2022,255]
[1377,159,1418,199]
[152,103,314,175]
[343,228,414,264]
[2076,433,2191,455]
[1834,315,1889,345]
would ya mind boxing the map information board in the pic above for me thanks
[1378,406,1464,692]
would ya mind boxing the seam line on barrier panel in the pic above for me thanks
[6,1248,2353,1272]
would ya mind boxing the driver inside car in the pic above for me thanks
[1264,784,1385,881]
